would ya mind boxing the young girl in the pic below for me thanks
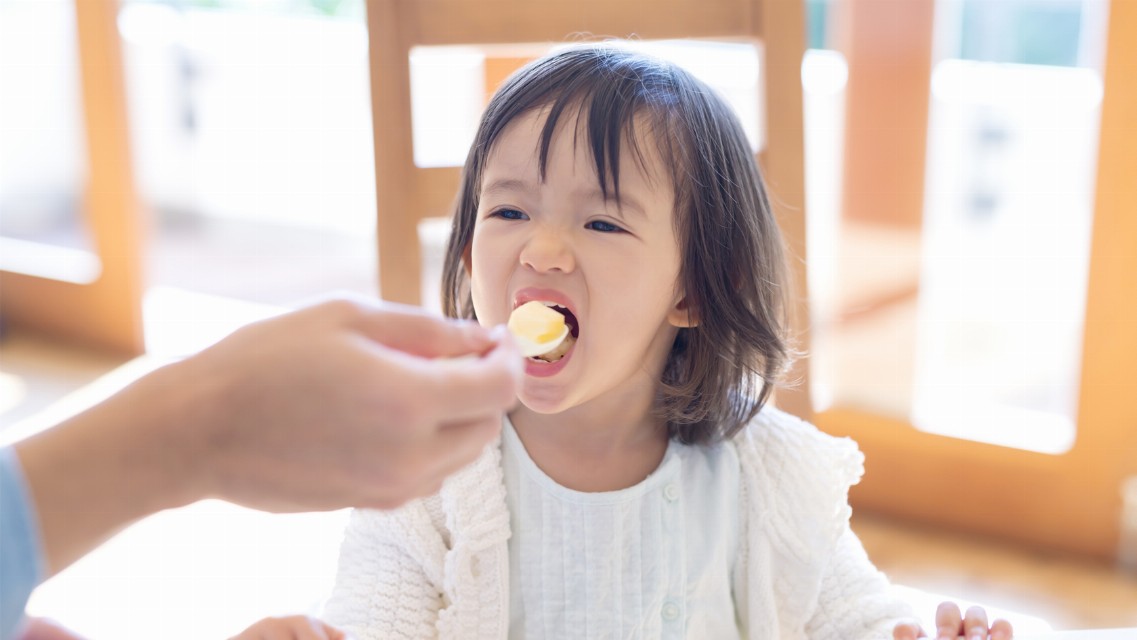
[323,44,1013,640]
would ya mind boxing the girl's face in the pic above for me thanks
[469,108,692,417]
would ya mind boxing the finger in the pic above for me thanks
[224,621,254,640]
[935,601,963,640]
[303,614,350,640]
[426,415,502,478]
[226,616,282,640]
[364,416,500,509]
[892,620,926,639]
[410,478,446,502]
[479,325,523,385]
[963,606,990,640]
[432,416,500,466]
[351,302,493,358]
[412,334,521,422]
[990,618,1013,640]
[407,415,501,493]
[294,615,346,640]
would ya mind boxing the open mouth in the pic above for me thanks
[531,303,579,363]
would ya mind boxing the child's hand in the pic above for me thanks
[228,615,353,640]
[893,602,1013,640]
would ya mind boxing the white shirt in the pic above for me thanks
[324,407,912,639]
[501,418,743,640]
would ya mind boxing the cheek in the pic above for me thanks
[591,271,678,337]
[468,229,508,323]
[609,252,682,311]
[469,225,495,283]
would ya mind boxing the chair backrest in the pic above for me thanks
[364,0,812,416]
[394,0,764,45]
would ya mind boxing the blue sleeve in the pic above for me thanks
[1,446,46,640]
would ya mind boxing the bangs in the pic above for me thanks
[480,47,686,211]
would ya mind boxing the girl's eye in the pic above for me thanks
[585,220,624,233]
[491,208,528,221]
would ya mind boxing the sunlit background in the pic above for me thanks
[1,0,1133,636]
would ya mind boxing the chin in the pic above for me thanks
[517,383,572,415]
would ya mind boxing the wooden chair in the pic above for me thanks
[0,0,146,355]
[364,0,812,417]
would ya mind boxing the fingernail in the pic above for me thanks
[991,631,1008,640]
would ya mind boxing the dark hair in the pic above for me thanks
[441,44,793,445]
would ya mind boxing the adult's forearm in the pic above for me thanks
[12,362,207,578]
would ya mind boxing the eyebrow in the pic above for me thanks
[577,187,647,220]
[481,179,648,220]
[481,178,538,199]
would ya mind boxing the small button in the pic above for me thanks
[661,601,680,621]
[663,483,679,502]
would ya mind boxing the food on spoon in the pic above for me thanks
[508,301,571,359]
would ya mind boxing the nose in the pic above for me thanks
[519,226,575,274]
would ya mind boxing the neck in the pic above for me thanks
[509,378,670,492]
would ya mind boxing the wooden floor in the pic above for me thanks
[819,223,1137,629]
[854,511,1137,630]
[2,326,1136,632]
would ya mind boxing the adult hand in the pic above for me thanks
[177,297,522,512]
[15,297,522,578]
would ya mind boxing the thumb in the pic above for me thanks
[352,303,493,358]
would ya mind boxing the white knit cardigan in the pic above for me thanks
[325,407,912,639]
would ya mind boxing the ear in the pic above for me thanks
[667,295,699,328]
